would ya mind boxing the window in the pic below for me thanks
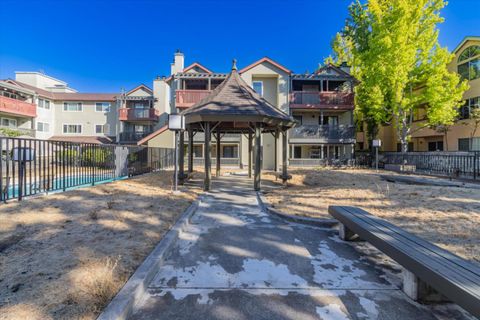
[293,146,302,158]
[293,115,303,125]
[457,46,480,81]
[458,138,470,151]
[133,102,147,109]
[38,99,50,109]
[459,96,480,119]
[63,102,82,111]
[1,91,17,99]
[396,142,414,152]
[1,118,17,128]
[458,138,480,151]
[193,145,203,158]
[320,116,338,126]
[252,81,263,97]
[95,124,110,134]
[459,46,480,62]
[63,124,82,134]
[222,145,238,158]
[37,122,50,132]
[428,141,443,151]
[95,102,111,112]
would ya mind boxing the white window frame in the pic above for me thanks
[95,123,110,135]
[63,102,83,112]
[1,117,17,128]
[38,99,51,109]
[63,124,82,134]
[95,102,111,112]
[252,81,263,97]
[37,122,50,132]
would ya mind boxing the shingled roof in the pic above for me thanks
[182,60,295,130]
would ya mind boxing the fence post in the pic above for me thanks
[62,142,66,192]
[474,152,478,180]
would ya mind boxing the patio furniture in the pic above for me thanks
[329,205,480,318]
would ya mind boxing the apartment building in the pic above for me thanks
[1,51,356,168]
[140,51,356,169]
[0,72,160,144]
[357,36,480,152]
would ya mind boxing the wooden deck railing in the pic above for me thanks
[0,95,36,117]
[118,108,159,121]
[290,91,354,109]
[175,90,212,108]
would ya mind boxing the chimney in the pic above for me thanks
[170,49,184,75]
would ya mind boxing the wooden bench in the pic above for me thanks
[328,205,480,318]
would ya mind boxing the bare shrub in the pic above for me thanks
[69,256,125,314]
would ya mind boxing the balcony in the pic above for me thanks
[176,90,212,108]
[289,125,355,143]
[0,96,36,118]
[118,108,159,122]
[290,92,354,110]
[119,131,153,143]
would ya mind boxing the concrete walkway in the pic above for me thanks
[131,175,471,320]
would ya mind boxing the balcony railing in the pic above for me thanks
[290,91,354,109]
[289,125,355,142]
[118,108,159,121]
[119,131,153,143]
[0,96,36,117]
[176,90,212,108]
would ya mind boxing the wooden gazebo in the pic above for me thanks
[178,60,295,191]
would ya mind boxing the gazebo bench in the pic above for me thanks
[328,205,480,318]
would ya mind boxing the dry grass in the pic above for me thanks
[0,170,201,320]
[263,168,480,264]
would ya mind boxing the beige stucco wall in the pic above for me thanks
[146,130,175,148]
[240,61,290,170]
[53,100,117,137]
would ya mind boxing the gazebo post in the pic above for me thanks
[274,129,279,172]
[281,129,289,184]
[179,129,185,184]
[216,129,221,177]
[254,123,262,191]
[248,131,253,178]
[204,122,211,191]
[188,126,193,173]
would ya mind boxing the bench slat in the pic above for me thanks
[334,207,480,292]
[329,205,480,318]
[341,206,480,285]
[343,206,480,275]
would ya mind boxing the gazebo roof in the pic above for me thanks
[182,60,295,132]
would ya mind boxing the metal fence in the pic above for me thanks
[355,151,480,180]
[0,137,175,202]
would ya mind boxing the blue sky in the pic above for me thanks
[1,0,479,92]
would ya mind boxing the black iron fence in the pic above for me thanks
[0,137,175,202]
[354,151,480,180]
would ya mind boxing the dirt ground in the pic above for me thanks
[0,170,201,320]
[263,168,480,264]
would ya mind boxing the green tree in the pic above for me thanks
[332,0,468,152]
[462,108,480,151]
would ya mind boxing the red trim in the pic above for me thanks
[183,62,213,74]
[137,125,169,145]
[239,57,291,74]
[316,63,351,77]
[126,84,153,95]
